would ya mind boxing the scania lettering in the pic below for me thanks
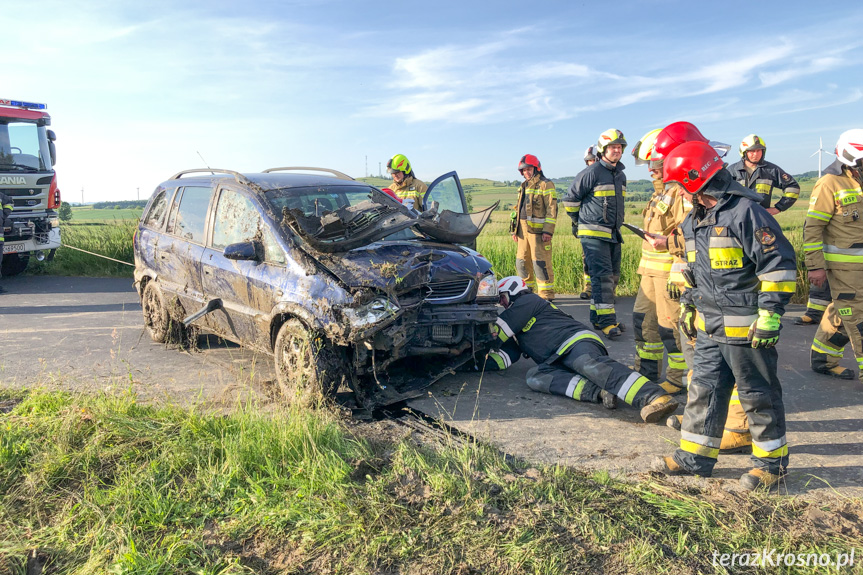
[0,98,61,276]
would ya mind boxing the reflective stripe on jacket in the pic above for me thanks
[563,159,626,243]
[638,177,691,277]
[679,171,796,344]
[803,159,863,272]
[389,175,428,209]
[516,173,558,235]
[494,292,604,363]
[727,159,800,212]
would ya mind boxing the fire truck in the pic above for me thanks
[0,98,61,276]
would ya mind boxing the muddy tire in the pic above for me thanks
[142,281,171,343]
[274,319,345,406]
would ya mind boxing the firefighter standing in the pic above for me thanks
[727,134,801,216]
[578,146,598,300]
[387,154,427,211]
[805,129,863,381]
[563,129,628,337]
[630,129,688,392]
[657,140,797,491]
[512,154,557,300]
[486,276,680,423]
[0,190,11,277]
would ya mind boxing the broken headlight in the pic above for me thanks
[344,297,400,329]
[476,273,498,298]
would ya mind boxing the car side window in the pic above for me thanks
[171,186,212,243]
[262,227,286,265]
[143,189,170,229]
[212,189,262,250]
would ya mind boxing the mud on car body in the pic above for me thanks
[133,167,500,409]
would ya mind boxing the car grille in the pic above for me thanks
[1,187,45,211]
[426,279,472,302]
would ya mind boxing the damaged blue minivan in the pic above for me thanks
[133,167,499,410]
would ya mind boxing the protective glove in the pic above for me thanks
[571,221,579,237]
[748,309,781,349]
[679,303,697,341]
[666,279,681,301]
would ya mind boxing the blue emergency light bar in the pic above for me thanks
[0,99,47,110]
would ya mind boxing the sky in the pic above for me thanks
[4,0,862,203]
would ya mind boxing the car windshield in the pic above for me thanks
[265,185,379,217]
[0,120,52,172]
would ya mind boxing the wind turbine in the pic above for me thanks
[810,137,834,179]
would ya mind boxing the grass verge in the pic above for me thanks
[1,389,860,574]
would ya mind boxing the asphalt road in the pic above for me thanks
[1,275,861,498]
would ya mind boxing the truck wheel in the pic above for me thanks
[1,254,29,277]
[142,282,171,343]
[274,319,345,406]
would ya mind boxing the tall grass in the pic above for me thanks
[28,220,137,277]
[1,388,859,574]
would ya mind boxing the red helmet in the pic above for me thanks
[381,187,401,202]
[518,154,541,174]
[653,121,709,161]
[662,141,724,195]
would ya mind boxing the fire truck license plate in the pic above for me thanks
[2,243,24,254]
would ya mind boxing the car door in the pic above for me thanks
[159,185,212,313]
[200,187,286,350]
[418,171,497,245]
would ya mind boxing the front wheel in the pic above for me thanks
[142,281,171,343]
[274,319,346,406]
[1,253,30,277]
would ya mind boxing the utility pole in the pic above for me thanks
[365,155,368,178]
[378,162,382,178]
[81,186,84,206]
[137,187,140,201]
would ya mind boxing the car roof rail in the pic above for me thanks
[169,168,253,185]
[262,166,354,180]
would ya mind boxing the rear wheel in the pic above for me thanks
[274,319,346,406]
[1,253,29,277]
[142,281,171,343]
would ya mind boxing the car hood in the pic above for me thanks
[281,190,497,253]
[314,240,494,293]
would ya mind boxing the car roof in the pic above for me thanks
[160,168,374,192]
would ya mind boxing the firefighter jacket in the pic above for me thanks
[803,159,863,272]
[516,173,557,235]
[562,158,626,242]
[679,170,796,345]
[0,191,12,242]
[727,159,800,212]
[389,175,428,210]
[487,292,605,370]
[638,176,691,278]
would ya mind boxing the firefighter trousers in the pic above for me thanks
[679,312,748,433]
[804,278,832,322]
[673,332,787,476]
[580,260,592,295]
[580,237,620,329]
[633,273,686,385]
[525,338,666,408]
[811,272,863,379]
[516,220,554,300]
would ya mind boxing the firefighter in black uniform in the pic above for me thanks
[0,190,12,277]
[485,276,680,423]
[563,129,628,337]
[727,134,800,215]
[656,141,797,491]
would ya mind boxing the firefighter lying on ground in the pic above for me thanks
[484,276,680,424]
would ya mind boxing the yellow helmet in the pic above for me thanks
[387,153,412,175]
[631,128,662,166]
[597,128,627,154]
[739,134,766,158]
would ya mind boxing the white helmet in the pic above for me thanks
[836,129,863,168]
[497,276,529,297]
[583,145,598,164]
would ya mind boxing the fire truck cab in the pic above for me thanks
[0,98,61,276]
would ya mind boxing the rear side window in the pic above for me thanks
[143,189,170,229]
[170,186,212,243]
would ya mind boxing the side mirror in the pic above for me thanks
[46,130,56,141]
[48,141,56,166]
[223,240,261,261]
